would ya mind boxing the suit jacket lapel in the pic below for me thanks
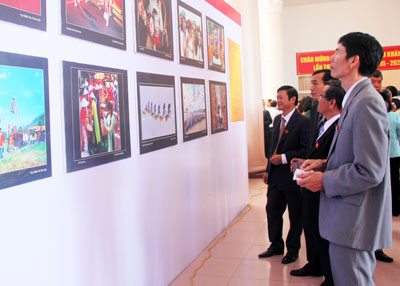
[327,79,370,160]
[309,118,338,157]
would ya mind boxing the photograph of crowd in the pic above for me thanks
[177,1,204,68]
[63,61,131,172]
[61,0,126,49]
[206,17,225,73]
[0,0,46,30]
[181,77,207,142]
[137,72,177,154]
[0,51,51,190]
[135,0,173,60]
[209,80,228,134]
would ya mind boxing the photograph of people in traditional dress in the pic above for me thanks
[135,0,173,60]
[206,17,225,73]
[181,78,207,141]
[0,0,46,30]
[177,1,204,68]
[0,51,52,190]
[209,81,228,133]
[62,0,126,49]
[140,85,176,140]
[63,61,131,173]
[0,65,48,175]
[78,70,121,157]
[0,0,41,15]
[137,72,177,154]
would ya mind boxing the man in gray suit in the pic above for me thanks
[296,32,392,285]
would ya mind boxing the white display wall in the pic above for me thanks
[0,1,249,285]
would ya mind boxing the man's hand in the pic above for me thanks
[270,154,282,165]
[263,172,269,184]
[301,159,327,172]
[291,158,304,172]
[296,171,324,192]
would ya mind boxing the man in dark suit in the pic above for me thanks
[291,81,344,286]
[297,32,392,286]
[308,70,335,157]
[258,86,308,264]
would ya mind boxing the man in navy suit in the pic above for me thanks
[297,32,392,285]
[258,86,308,264]
[291,80,344,286]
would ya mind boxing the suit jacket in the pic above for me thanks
[308,118,338,160]
[267,110,309,190]
[320,79,392,251]
[307,103,320,157]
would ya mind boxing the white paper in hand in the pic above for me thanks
[293,168,313,181]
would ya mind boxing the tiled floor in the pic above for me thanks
[170,178,400,286]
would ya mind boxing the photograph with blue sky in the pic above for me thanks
[0,64,47,175]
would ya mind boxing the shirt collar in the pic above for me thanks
[342,77,368,108]
[323,114,340,131]
[282,107,296,124]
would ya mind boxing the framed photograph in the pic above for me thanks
[137,72,177,154]
[0,0,46,30]
[180,77,207,142]
[0,51,51,190]
[209,80,228,134]
[206,17,225,73]
[177,1,204,68]
[61,0,126,50]
[63,61,131,173]
[135,0,174,60]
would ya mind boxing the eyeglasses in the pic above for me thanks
[319,94,330,99]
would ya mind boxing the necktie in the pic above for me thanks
[315,114,325,141]
[316,123,325,142]
[273,117,285,155]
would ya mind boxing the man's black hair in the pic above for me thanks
[312,69,335,83]
[324,80,345,110]
[277,85,298,105]
[338,32,383,77]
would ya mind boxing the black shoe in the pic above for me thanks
[375,249,394,263]
[320,280,334,286]
[290,263,323,277]
[258,248,284,258]
[281,253,298,264]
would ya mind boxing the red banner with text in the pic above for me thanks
[296,46,400,75]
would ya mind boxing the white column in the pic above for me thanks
[226,0,269,173]
[258,0,284,101]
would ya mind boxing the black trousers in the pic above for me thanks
[390,157,400,216]
[302,189,333,282]
[266,184,302,255]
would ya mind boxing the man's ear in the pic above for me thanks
[329,99,337,109]
[350,55,360,70]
